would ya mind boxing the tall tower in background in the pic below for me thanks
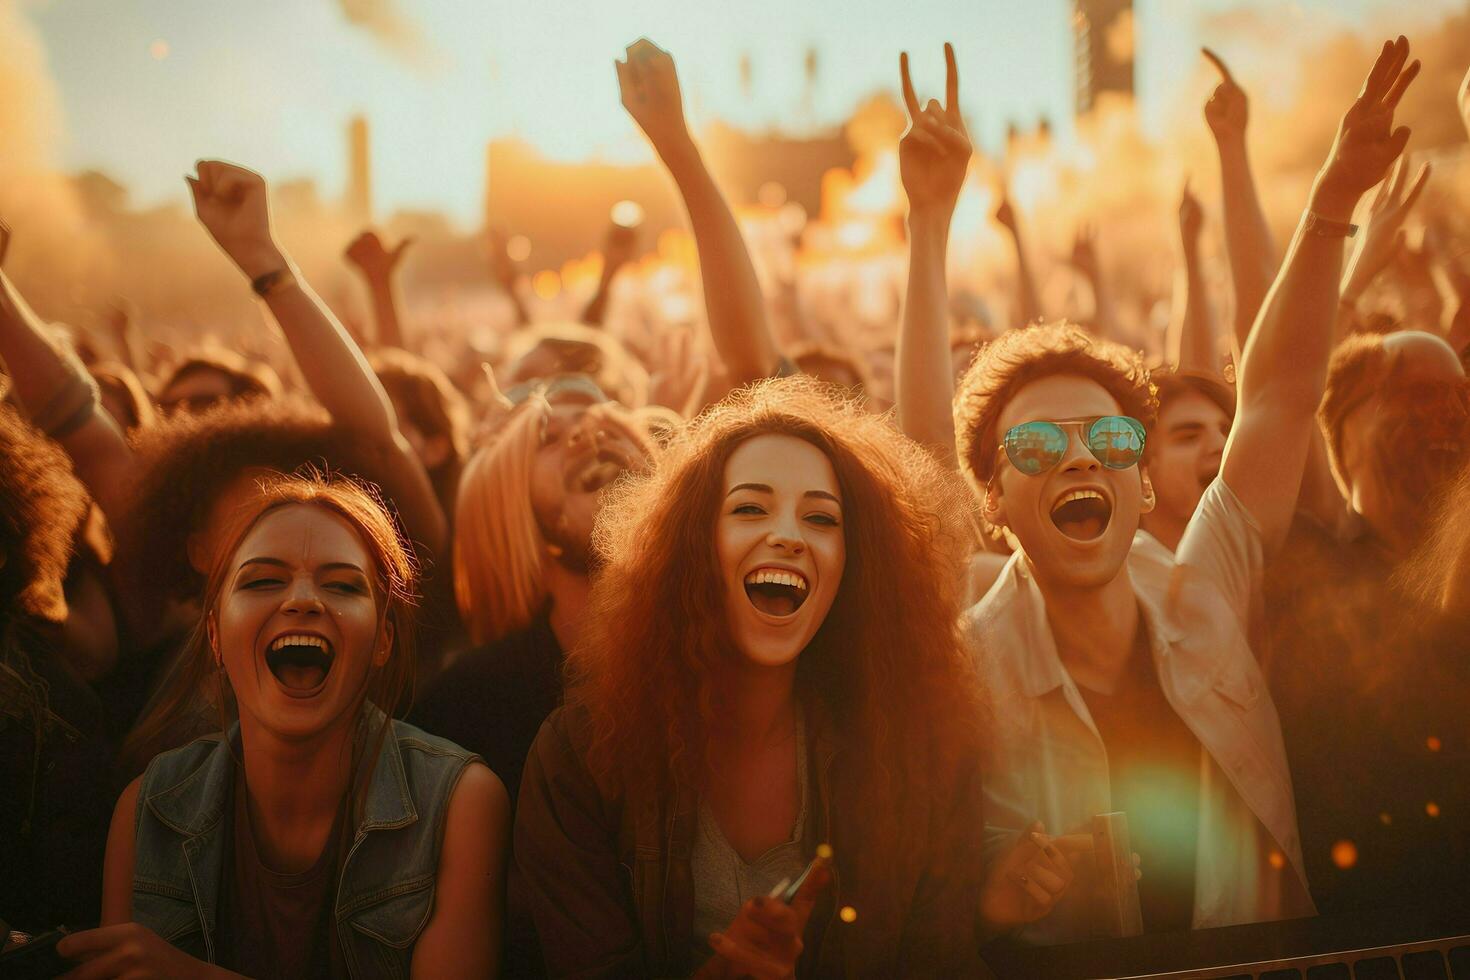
[346,116,373,224]
[1073,0,1135,117]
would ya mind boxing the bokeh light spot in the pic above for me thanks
[1267,850,1285,870]
[506,235,532,263]
[1331,840,1357,870]
[1426,801,1441,818]
[531,269,560,299]
[1427,736,1442,752]
[839,905,857,923]
[1379,812,1392,826]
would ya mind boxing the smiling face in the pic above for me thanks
[988,374,1147,590]
[716,433,846,669]
[528,394,649,569]
[212,503,390,741]
[1146,390,1230,529]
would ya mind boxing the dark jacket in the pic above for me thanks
[514,703,994,979]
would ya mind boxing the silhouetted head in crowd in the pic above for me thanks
[1320,330,1468,558]
[453,377,653,645]
[788,341,870,394]
[502,323,649,408]
[156,348,282,417]
[1141,369,1235,549]
[956,322,1157,590]
[368,347,470,506]
[90,361,157,433]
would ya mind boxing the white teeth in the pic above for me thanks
[269,634,329,653]
[1052,489,1104,513]
[742,568,809,591]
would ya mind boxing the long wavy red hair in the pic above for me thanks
[570,377,986,879]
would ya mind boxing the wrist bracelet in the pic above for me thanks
[1304,212,1358,239]
[250,267,296,298]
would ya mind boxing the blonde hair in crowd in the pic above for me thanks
[454,397,549,645]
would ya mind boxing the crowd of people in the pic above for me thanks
[0,28,1468,980]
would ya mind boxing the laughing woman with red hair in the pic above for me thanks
[515,378,1003,978]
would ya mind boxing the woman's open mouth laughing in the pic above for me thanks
[264,632,334,697]
[743,567,810,618]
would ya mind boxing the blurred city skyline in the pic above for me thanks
[17,0,1463,227]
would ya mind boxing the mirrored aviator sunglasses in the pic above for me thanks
[1001,416,1147,476]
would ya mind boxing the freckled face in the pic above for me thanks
[213,504,389,741]
[716,434,846,669]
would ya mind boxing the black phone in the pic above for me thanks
[0,928,70,980]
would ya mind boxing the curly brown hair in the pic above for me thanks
[955,322,1157,491]
[116,397,396,607]
[0,405,89,625]
[570,376,985,878]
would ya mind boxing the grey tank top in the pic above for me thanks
[691,711,810,959]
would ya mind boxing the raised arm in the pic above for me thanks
[993,193,1042,327]
[1167,180,1222,372]
[187,161,447,557]
[1203,48,1276,362]
[1222,36,1418,553]
[616,39,779,385]
[344,229,415,350]
[896,43,971,467]
[1068,223,1115,338]
[582,218,639,326]
[0,269,134,525]
[1338,156,1430,332]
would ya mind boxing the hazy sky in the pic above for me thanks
[22,0,1457,227]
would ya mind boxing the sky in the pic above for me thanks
[18,0,1461,228]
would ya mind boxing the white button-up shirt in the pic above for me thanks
[965,479,1315,943]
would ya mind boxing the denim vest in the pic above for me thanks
[130,711,478,979]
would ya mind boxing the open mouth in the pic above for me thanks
[574,450,629,493]
[1050,489,1112,542]
[264,633,334,694]
[743,567,810,618]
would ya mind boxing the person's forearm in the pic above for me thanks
[1217,137,1276,361]
[1238,181,1352,423]
[1168,244,1221,372]
[659,138,780,384]
[581,268,617,327]
[0,273,134,520]
[898,209,959,468]
[365,277,406,350]
[1006,227,1042,327]
[257,251,447,553]
[1088,269,1116,339]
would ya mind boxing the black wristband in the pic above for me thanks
[250,267,295,297]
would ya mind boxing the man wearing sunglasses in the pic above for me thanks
[895,36,1420,940]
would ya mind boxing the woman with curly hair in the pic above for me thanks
[60,472,506,978]
[515,377,1000,978]
[0,404,114,933]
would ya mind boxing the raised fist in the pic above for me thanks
[186,160,283,279]
[616,39,692,156]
